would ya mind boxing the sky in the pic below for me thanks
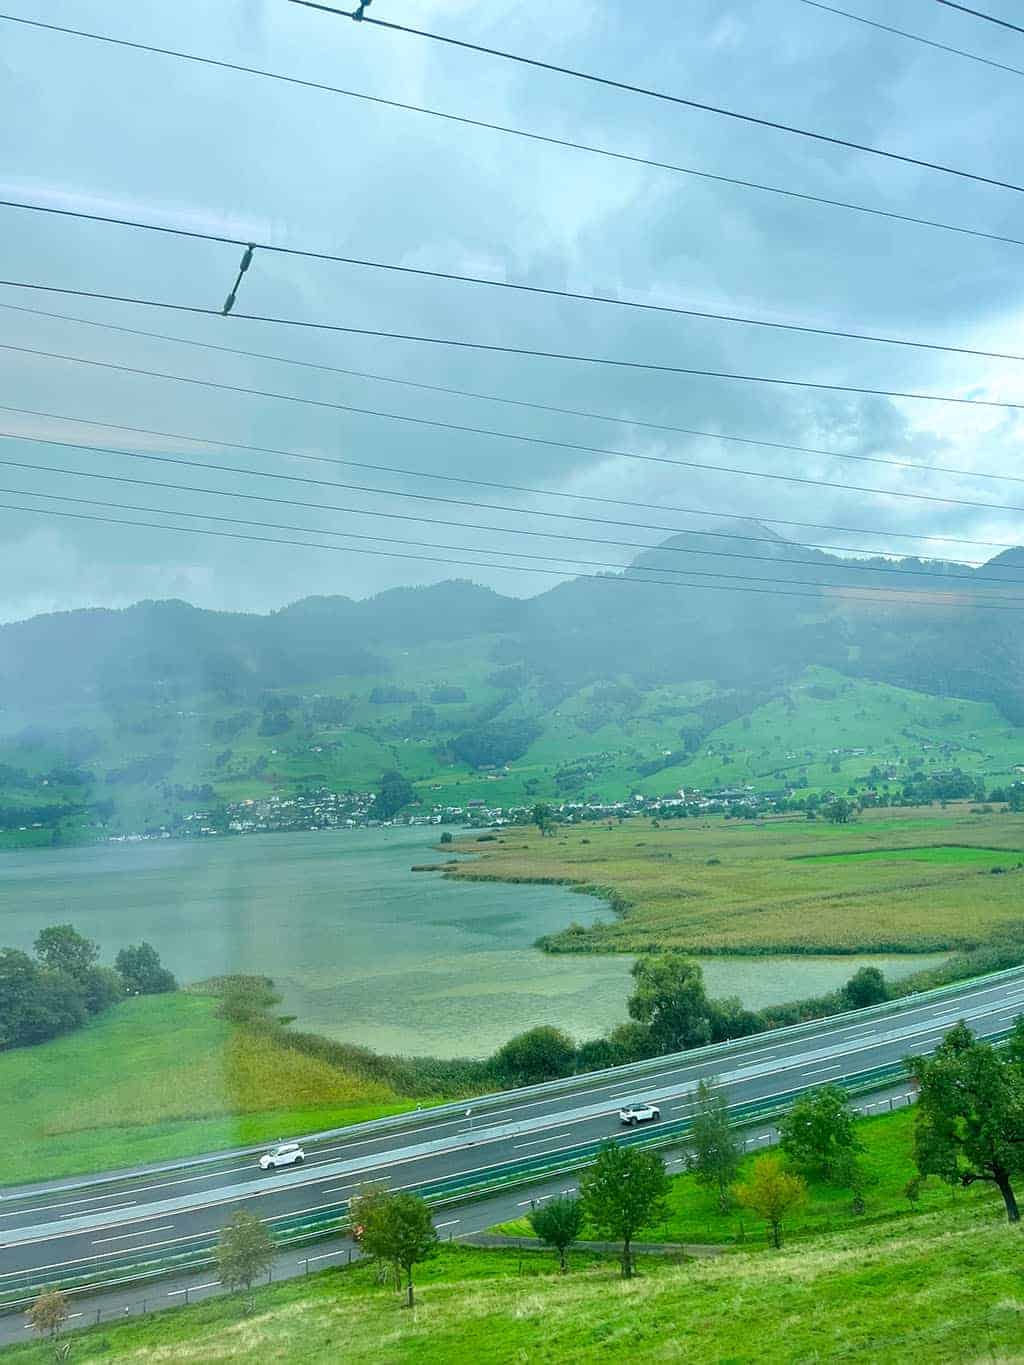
[1,0,1023,622]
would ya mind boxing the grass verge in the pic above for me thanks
[4,1201,1023,1362]
[495,1105,1001,1245]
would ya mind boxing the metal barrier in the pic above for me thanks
[7,1022,1014,1313]
[10,960,1024,1207]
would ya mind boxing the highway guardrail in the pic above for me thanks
[3,1023,1013,1314]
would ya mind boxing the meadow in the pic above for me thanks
[0,992,416,1186]
[4,1199,1020,1362]
[449,804,1024,955]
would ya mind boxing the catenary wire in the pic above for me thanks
[3,398,1020,566]
[1,487,1017,610]
[5,432,1024,591]
[7,337,1024,517]
[291,0,1024,195]
[7,298,1024,492]
[4,13,1024,254]
[1,19,1020,255]
[3,282,1023,414]
[798,0,1024,77]
[930,1,1024,36]
[7,477,1009,600]
[2,202,1022,366]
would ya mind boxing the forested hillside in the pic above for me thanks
[1,521,1022,842]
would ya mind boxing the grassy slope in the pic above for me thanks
[6,660,1024,837]
[0,994,416,1186]
[449,805,1024,953]
[641,664,1024,798]
[5,1204,1023,1363]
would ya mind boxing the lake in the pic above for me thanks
[0,828,947,1056]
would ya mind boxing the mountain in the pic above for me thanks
[1,520,1022,841]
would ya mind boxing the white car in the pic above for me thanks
[619,1102,661,1126]
[258,1142,305,1171]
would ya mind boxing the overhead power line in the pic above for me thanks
[7,336,1024,518]
[5,431,1024,592]
[8,299,1024,492]
[931,1,1024,36]
[799,0,1024,77]
[290,0,1024,196]
[3,280,1023,413]
[4,397,1020,566]
[3,201,1023,365]
[2,485,1018,611]
[2,20,1020,256]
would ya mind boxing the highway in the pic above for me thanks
[2,966,1023,1314]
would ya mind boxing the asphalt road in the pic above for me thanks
[2,968,1023,1317]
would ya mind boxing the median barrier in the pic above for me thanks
[8,961,1024,1208]
[1,1020,1015,1313]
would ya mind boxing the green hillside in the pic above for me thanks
[2,656,1023,844]
[3,523,1024,842]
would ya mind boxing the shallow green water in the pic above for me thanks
[0,829,947,1057]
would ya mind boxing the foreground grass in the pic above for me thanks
[450,805,1024,954]
[5,1201,1024,1363]
[0,994,421,1187]
[497,1106,1000,1245]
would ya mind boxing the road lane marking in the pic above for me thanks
[167,1280,220,1296]
[512,1132,573,1149]
[91,1224,175,1246]
[9,997,1012,1263]
[58,1201,137,1219]
[7,975,1021,1227]
[436,1219,460,1229]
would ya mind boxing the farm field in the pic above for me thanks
[449,805,1024,955]
[0,992,417,1187]
[4,1199,1020,1363]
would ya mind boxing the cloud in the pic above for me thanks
[0,0,1022,622]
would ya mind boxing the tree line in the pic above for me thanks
[0,925,176,1050]
[486,953,892,1089]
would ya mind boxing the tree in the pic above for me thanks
[531,801,557,836]
[375,769,415,820]
[842,965,888,1010]
[580,1140,669,1277]
[529,1195,584,1272]
[439,830,453,845]
[0,949,92,1049]
[909,1021,1024,1223]
[778,1085,863,1182]
[33,924,98,978]
[491,1025,577,1085]
[115,942,177,995]
[79,964,124,1014]
[355,1189,438,1307]
[215,1209,275,1310]
[690,1079,740,1211]
[27,1288,68,1357]
[627,954,716,1054]
[735,1154,807,1248]
[825,798,854,824]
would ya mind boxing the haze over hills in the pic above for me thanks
[1,520,1023,842]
